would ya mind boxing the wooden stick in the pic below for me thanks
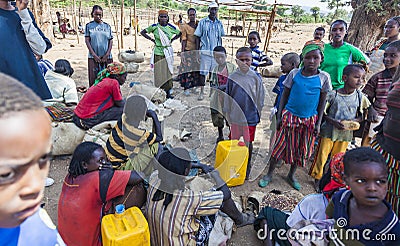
[134,0,137,51]
[120,0,124,49]
[263,4,276,53]
[244,21,252,46]
[242,13,246,36]
[107,0,120,51]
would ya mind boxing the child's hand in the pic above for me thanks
[367,107,379,123]
[16,0,29,11]
[93,55,101,63]
[332,120,345,130]
[313,124,320,136]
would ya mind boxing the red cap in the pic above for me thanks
[238,141,246,146]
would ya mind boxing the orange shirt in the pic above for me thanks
[180,22,198,51]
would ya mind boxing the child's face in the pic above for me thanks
[302,50,322,71]
[343,68,365,90]
[280,59,294,74]
[236,51,252,72]
[313,30,325,41]
[84,148,107,172]
[384,19,400,38]
[214,51,227,66]
[248,33,259,48]
[383,46,400,69]
[93,9,103,23]
[330,22,346,43]
[0,110,51,227]
[345,162,388,208]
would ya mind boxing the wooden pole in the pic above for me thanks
[242,13,245,36]
[244,21,252,46]
[121,0,124,49]
[72,0,79,43]
[78,0,82,25]
[263,4,276,53]
[134,0,137,51]
[227,10,230,35]
[107,0,120,51]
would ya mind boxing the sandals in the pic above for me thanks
[236,212,255,228]
[77,86,87,93]
[286,176,301,191]
[258,176,271,188]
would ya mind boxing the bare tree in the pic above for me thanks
[347,0,400,51]
[31,0,53,41]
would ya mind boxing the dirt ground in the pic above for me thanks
[43,22,326,245]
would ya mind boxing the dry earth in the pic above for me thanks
[43,21,328,245]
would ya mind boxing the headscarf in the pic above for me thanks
[158,9,168,15]
[301,39,325,58]
[322,152,346,199]
[94,62,126,85]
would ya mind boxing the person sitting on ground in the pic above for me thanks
[326,147,400,245]
[254,152,347,246]
[0,73,64,245]
[34,53,53,77]
[146,147,254,245]
[58,142,146,246]
[105,95,163,177]
[73,62,127,130]
[44,59,78,107]
[309,64,370,189]
[209,46,236,143]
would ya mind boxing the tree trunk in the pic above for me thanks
[347,0,399,51]
[31,0,54,42]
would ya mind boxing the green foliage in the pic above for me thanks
[291,5,305,23]
[364,0,383,15]
[326,8,350,23]
[276,6,289,16]
[310,6,320,23]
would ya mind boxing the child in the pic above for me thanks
[270,52,300,151]
[35,53,54,77]
[247,31,273,71]
[259,40,331,190]
[44,59,79,107]
[0,73,64,245]
[58,142,146,246]
[362,40,400,146]
[105,95,163,177]
[313,27,325,41]
[309,64,370,188]
[326,147,400,245]
[209,46,236,143]
[223,47,265,179]
[254,152,347,246]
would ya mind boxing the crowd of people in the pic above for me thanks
[1,0,400,245]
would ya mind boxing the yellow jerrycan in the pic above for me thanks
[101,204,150,246]
[214,140,249,187]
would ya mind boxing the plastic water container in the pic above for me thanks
[214,140,249,187]
[101,205,150,246]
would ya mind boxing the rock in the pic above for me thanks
[118,50,145,63]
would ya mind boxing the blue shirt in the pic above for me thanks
[272,74,287,108]
[194,17,224,51]
[85,21,113,59]
[284,68,331,118]
[0,8,52,100]
[250,45,271,71]
[0,209,65,246]
[37,59,54,77]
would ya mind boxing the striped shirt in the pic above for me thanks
[37,59,54,77]
[250,45,272,71]
[105,114,156,165]
[146,172,224,246]
[194,17,224,52]
[362,69,393,116]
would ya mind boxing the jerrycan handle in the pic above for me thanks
[115,204,132,231]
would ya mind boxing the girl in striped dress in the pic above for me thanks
[258,40,332,190]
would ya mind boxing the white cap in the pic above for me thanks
[208,2,219,8]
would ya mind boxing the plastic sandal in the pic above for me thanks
[258,177,271,188]
[286,176,301,191]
